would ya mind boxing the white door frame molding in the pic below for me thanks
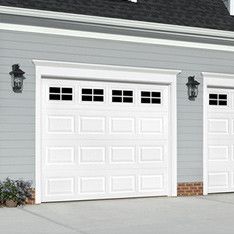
[203,72,234,195]
[33,59,179,204]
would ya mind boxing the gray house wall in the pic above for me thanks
[1,26,234,184]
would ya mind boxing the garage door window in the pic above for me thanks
[209,93,227,106]
[49,87,73,101]
[141,91,161,104]
[82,88,104,102]
[112,90,133,103]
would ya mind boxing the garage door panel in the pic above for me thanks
[110,117,135,133]
[139,146,165,162]
[79,177,106,194]
[41,79,170,202]
[46,177,75,196]
[79,146,106,164]
[139,175,164,192]
[79,116,106,133]
[207,119,229,134]
[47,116,75,133]
[46,147,75,165]
[110,176,136,193]
[208,172,229,192]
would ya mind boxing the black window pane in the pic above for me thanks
[141,98,150,103]
[209,100,218,105]
[123,90,133,96]
[112,97,122,102]
[219,94,227,100]
[219,100,227,106]
[112,90,122,96]
[123,97,133,103]
[141,91,150,97]
[152,98,161,104]
[152,92,161,97]
[62,95,73,101]
[94,89,104,95]
[82,95,92,101]
[209,94,218,99]
[50,87,60,93]
[49,94,60,100]
[62,88,72,94]
[82,89,92,95]
[94,96,104,102]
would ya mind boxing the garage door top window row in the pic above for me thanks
[49,86,161,104]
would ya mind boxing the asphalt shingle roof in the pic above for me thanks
[1,0,234,31]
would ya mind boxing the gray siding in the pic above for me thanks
[1,28,234,184]
[177,72,203,182]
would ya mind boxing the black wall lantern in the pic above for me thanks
[186,76,200,101]
[9,64,26,93]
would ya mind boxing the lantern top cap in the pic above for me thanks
[186,76,200,86]
[9,64,25,77]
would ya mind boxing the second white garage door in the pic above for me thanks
[207,87,234,193]
[41,78,170,202]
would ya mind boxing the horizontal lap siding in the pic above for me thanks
[177,71,203,182]
[1,29,234,184]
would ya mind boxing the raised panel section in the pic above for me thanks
[110,118,134,133]
[208,119,228,134]
[48,116,74,133]
[46,178,74,195]
[80,117,105,133]
[231,120,234,134]
[139,118,163,134]
[208,146,229,161]
[208,173,228,188]
[79,147,105,163]
[80,177,105,194]
[110,176,135,193]
[47,147,74,164]
[139,175,163,191]
[110,147,135,163]
[230,173,234,188]
[139,147,163,162]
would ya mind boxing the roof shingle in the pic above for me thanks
[0,0,234,31]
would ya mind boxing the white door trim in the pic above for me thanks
[203,72,234,195]
[33,59,179,204]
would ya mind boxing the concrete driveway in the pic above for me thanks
[1,194,234,234]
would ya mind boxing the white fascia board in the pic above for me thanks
[1,5,234,40]
[2,22,234,53]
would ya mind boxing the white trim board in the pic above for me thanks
[34,60,179,204]
[1,5,234,40]
[2,23,234,53]
[203,72,234,195]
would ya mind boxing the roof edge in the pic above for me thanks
[2,22,234,53]
[1,5,234,40]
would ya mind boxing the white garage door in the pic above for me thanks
[207,87,234,193]
[41,78,170,202]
